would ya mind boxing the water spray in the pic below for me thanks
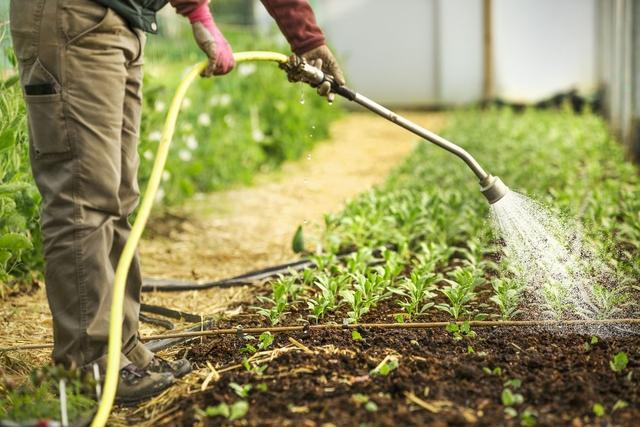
[282,57,510,204]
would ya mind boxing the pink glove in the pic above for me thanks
[188,3,235,76]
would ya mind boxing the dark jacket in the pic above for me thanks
[92,0,325,54]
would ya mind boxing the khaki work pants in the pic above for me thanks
[10,0,154,370]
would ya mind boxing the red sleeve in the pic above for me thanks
[170,0,208,16]
[260,0,326,55]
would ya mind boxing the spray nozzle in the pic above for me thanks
[480,175,509,204]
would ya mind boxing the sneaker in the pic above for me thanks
[115,363,174,405]
[145,357,192,378]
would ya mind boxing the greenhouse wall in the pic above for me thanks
[597,0,640,158]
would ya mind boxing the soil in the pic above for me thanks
[166,327,640,427]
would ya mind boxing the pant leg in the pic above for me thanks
[114,30,156,368]
[10,0,143,369]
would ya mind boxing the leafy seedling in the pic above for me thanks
[583,336,599,352]
[258,332,274,350]
[351,330,363,341]
[370,355,399,377]
[592,403,605,417]
[203,400,249,421]
[609,352,628,373]
[229,382,252,398]
[612,400,628,412]
[483,366,503,376]
[446,321,477,340]
[501,388,524,406]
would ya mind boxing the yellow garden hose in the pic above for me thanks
[91,51,289,427]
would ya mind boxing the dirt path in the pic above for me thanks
[0,111,444,363]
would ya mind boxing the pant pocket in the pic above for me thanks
[25,92,71,156]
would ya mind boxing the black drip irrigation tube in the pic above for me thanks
[2,319,640,353]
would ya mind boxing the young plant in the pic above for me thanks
[436,267,482,319]
[396,270,438,320]
[340,271,388,323]
[253,275,300,325]
[201,400,249,421]
[490,278,522,320]
[229,382,252,398]
[541,281,573,319]
[306,273,348,322]
[370,355,399,376]
[446,321,477,340]
[609,352,629,373]
[590,283,630,319]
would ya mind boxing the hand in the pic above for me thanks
[300,45,345,102]
[189,6,234,77]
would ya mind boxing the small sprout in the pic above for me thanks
[520,409,537,426]
[229,382,252,398]
[351,330,363,341]
[501,388,524,406]
[504,407,518,418]
[203,400,249,421]
[609,352,629,372]
[365,401,378,412]
[592,403,605,417]
[258,332,274,350]
[483,366,502,376]
[583,336,599,352]
[394,314,406,323]
[503,378,522,389]
[352,394,378,412]
[256,383,269,393]
[370,355,399,376]
[240,343,257,354]
[446,321,476,340]
[467,345,475,354]
[612,400,628,412]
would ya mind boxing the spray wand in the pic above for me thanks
[281,56,509,204]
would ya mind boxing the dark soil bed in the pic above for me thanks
[160,326,639,426]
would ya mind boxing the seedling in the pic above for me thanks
[592,403,605,417]
[351,330,363,341]
[242,358,268,376]
[612,400,628,412]
[258,332,274,350]
[229,382,252,398]
[583,336,598,352]
[446,321,477,340]
[352,394,378,412]
[202,400,249,421]
[590,283,629,319]
[396,270,438,320]
[436,267,482,319]
[370,355,399,376]
[254,275,300,325]
[483,366,502,376]
[609,352,629,372]
[489,278,522,320]
[501,387,524,406]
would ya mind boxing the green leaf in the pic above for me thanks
[612,400,628,412]
[0,233,33,251]
[292,225,304,253]
[351,330,362,341]
[205,402,230,418]
[229,400,249,420]
[0,129,17,152]
[592,403,605,417]
[0,251,11,269]
[365,401,378,412]
[229,382,251,398]
[501,388,523,406]
[258,331,274,350]
[609,352,628,372]
[445,323,459,333]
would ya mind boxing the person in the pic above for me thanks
[9,0,344,404]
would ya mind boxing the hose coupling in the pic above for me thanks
[480,175,509,204]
